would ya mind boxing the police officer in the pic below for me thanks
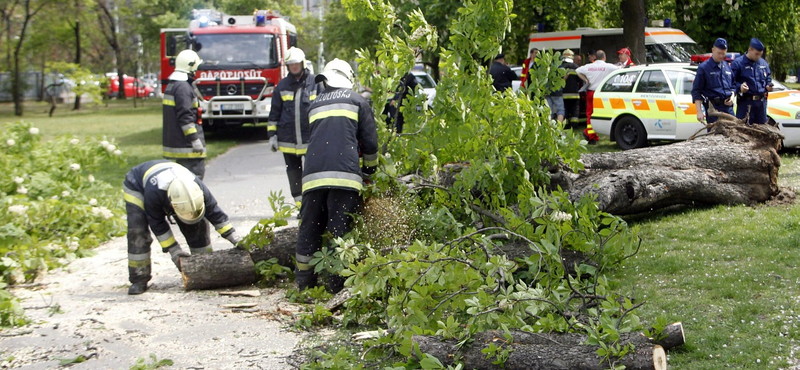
[731,38,773,125]
[122,160,242,295]
[163,50,206,179]
[295,59,379,292]
[267,47,322,207]
[691,38,735,125]
[387,72,418,134]
[489,53,519,92]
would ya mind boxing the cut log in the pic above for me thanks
[248,226,298,268]
[550,115,784,215]
[413,334,667,370]
[180,248,258,291]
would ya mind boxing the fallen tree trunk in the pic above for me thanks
[180,248,258,290]
[414,334,667,370]
[413,323,682,370]
[550,114,784,215]
[248,226,298,268]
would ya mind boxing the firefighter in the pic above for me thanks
[122,160,242,295]
[561,49,583,128]
[295,59,379,293]
[163,50,206,179]
[267,47,322,207]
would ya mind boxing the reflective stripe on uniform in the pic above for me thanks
[294,88,304,153]
[181,124,197,136]
[267,121,277,132]
[277,142,308,155]
[302,171,363,193]
[128,252,151,268]
[309,103,359,123]
[309,94,317,101]
[281,91,294,101]
[190,245,213,254]
[163,147,207,159]
[215,222,233,235]
[363,152,379,167]
[156,231,176,248]
[122,184,145,209]
[296,253,314,271]
[163,94,175,106]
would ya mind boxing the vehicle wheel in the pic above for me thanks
[614,116,647,150]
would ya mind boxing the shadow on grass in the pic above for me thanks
[621,203,716,225]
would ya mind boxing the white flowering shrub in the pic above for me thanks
[0,121,126,326]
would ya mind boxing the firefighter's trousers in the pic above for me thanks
[295,188,361,291]
[176,158,206,180]
[283,153,303,204]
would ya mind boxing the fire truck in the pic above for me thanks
[160,9,297,130]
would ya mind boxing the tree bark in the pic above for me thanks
[96,0,125,99]
[548,116,783,215]
[467,323,684,350]
[620,0,646,64]
[247,226,299,268]
[73,18,81,110]
[180,248,258,291]
[413,333,668,370]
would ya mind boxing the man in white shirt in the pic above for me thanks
[576,50,619,144]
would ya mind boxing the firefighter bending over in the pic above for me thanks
[295,59,379,293]
[122,160,242,295]
[267,47,323,208]
[163,50,207,179]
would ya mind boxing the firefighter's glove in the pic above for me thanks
[225,231,245,250]
[167,246,190,272]
[191,139,204,153]
[269,136,278,152]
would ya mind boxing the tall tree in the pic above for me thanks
[621,0,646,64]
[96,0,125,99]
[9,0,51,116]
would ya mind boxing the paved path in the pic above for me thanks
[0,139,302,370]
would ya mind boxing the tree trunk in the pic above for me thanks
[180,248,258,290]
[73,19,81,110]
[620,0,646,64]
[413,334,668,370]
[467,323,684,350]
[247,226,299,268]
[548,115,783,215]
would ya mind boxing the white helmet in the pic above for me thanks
[284,47,306,65]
[175,50,203,74]
[315,58,354,89]
[168,175,205,224]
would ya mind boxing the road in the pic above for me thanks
[0,138,303,370]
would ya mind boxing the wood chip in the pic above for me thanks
[219,290,261,297]
[220,302,258,309]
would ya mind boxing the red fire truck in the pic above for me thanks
[160,9,297,130]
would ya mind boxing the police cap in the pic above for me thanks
[713,38,728,50]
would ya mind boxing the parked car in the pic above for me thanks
[590,65,800,149]
[106,74,155,98]
[410,70,436,107]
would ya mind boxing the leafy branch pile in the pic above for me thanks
[0,121,126,326]
[295,0,663,369]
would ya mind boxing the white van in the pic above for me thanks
[528,27,702,65]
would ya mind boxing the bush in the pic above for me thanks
[0,121,126,326]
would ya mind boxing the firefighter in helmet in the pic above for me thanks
[123,160,242,295]
[163,50,206,179]
[295,59,379,293]
[267,47,322,209]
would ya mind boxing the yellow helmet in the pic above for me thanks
[167,175,205,224]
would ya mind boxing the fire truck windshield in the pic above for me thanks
[194,33,278,68]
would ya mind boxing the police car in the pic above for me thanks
[590,65,800,149]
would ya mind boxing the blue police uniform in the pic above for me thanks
[691,38,734,123]
[730,38,772,124]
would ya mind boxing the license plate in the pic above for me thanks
[220,103,244,110]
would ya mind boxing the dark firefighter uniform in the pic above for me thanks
[163,80,206,179]
[267,68,322,203]
[691,39,735,124]
[122,160,236,285]
[295,86,379,292]
[731,39,772,125]
[562,58,582,127]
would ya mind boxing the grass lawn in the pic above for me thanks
[0,99,263,184]
[786,82,800,90]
